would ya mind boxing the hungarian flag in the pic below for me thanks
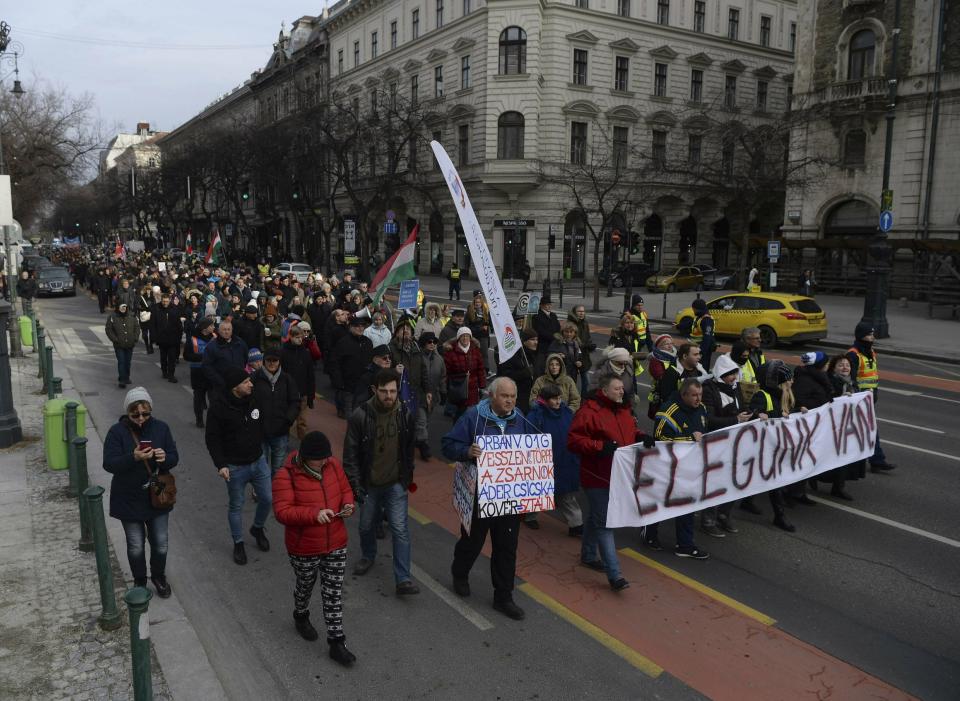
[371,225,418,305]
[206,228,223,265]
[185,230,193,255]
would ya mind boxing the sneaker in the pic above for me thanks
[233,542,247,565]
[328,640,356,667]
[493,599,525,620]
[353,558,374,575]
[674,545,709,560]
[568,525,583,537]
[396,581,420,596]
[580,559,605,572]
[417,442,432,460]
[717,518,739,534]
[644,537,663,551]
[870,462,896,472]
[249,526,270,552]
[452,577,471,597]
[293,611,319,641]
[701,524,726,538]
[610,577,630,592]
[151,575,172,599]
[830,488,854,501]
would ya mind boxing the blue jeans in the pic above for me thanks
[225,456,272,543]
[644,513,695,548]
[578,370,590,398]
[358,482,412,584]
[114,346,133,382]
[581,488,621,582]
[262,435,290,476]
[120,513,169,580]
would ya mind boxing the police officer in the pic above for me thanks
[847,323,895,472]
[629,295,654,352]
[688,299,716,370]
[448,263,462,301]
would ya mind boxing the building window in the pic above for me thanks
[463,0,472,14]
[654,63,668,97]
[790,22,797,53]
[369,144,377,176]
[499,27,527,74]
[760,15,771,48]
[409,137,418,171]
[573,49,589,85]
[722,138,735,176]
[411,74,419,105]
[843,129,866,166]
[756,80,768,110]
[391,21,398,49]
[848,29,876,80]
[617,0,630,17]
[690,69,703,102]
[371,31,379,58]
[461,55,471,89]
[576,0,588,8]
[498,112,525,159]
[389,81,398,108]
[338,49,343,74]
[614,56,629,91]
[354,41,360,67]
[728,8,740,40]
[688,134,702,164]
[434,65,444,97]
[432,130,442,169]
[458,124,469,165]
[570,121,587,165]
[370,90,378,115]
[724,75,737,108]
[436,0,444,28]
[694,1,706,33]
[613,126,629,171]
[657,0,670,26]
[412,9,420,39]
[652,129,667,167]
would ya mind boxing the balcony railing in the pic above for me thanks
[828,77,887,100]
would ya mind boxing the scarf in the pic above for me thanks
[652,347,675,365]
[458,340,471,354]
[476,398,517,434]
[262,366,281,388]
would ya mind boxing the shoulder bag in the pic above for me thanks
[447,371,470,405]
[129,427,176,509]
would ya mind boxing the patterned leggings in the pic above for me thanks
[289,549,347,642]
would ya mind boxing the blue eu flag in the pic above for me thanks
[399,368,418,415]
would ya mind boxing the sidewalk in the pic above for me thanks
[407,272,960,363]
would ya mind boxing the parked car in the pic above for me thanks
[674,292,827,348]
[271,262,314,282]
[699,267,739,290]
[36,266,76,297]
[22,256,54,273]
[599,262,657,288]
[646,266,704,293]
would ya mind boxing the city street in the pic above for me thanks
[37,292,960,701]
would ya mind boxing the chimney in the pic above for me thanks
[136,122,150,136]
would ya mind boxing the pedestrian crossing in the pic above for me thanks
[46,324,119,359]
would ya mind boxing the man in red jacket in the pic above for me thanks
[568,373,655,592]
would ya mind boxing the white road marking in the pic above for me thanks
[809,496,960,549]
[882,439,960,462]
[877,418,944,434]
[883,386,960,405]
[183,386,193,395]
[408,563,494,631]
[62,328,86,356]
[88,325,111,345]
[900,356,960,379]
[46,329,75,358]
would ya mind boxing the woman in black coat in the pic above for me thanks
[103,387,179,598]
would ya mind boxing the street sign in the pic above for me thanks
[384,220,399,234]
[769,256,779,265]
[767,241,781,259]
[344,219,356,254]
[224,223,234,238]
[397,279,420,310]
[879,210,894,233]
[881,189,894,211]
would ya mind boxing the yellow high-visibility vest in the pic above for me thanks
[689,313,712,344]
[631,311,649,339]
[848,347,879,390]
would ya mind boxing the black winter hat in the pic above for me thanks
[300,431,332,460]
[692,298,708,312]
[854,322,874,340]
[223,366,251,390]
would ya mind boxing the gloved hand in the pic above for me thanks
[641,434,656,449]
[601,440,619,456]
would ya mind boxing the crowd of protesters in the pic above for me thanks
[41,244,894,669]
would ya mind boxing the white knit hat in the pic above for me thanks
[456,327,473,339]
[123,386,153,413]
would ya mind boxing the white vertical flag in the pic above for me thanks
[431,141,521,362]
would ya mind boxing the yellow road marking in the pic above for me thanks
[518,582,663,678]
[620,548,776,626]
[407,506,432,525]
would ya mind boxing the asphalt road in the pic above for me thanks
[35,292,960,701]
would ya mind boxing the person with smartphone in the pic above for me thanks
[103,387,179,598]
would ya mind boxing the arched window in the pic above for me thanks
[498,112,525,159]
[499,27,527,75]
[847,29,875,80]
[843,129,866,166]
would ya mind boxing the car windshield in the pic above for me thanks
[292,265,311,272]
[39,268,71,280]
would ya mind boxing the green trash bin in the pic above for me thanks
[42,399,88,470]
[19,316,33,347]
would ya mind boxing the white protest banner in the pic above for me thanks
[475,434,554,518]
[452,462,477,534]
[431,141,521,362]
[607,392,877,528]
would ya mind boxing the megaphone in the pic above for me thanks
[354,306,371,319]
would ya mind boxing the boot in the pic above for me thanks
[328,639,356,667]
[773,511,796,533]
[134,577,148,588]
[293,611,319,641]
[249,526,270,552]
[151,575,172,598]
[417,441,432,460]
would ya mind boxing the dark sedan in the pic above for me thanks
[36,266,76,297]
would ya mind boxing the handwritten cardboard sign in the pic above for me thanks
[475,434,554,518]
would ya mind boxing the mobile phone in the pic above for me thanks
[138,440,153,451]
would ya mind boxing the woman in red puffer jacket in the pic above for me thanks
[443,327,486,420]
[272,431,358,667]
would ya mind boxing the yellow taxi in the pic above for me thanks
[674,292,827,348]
[645,266,704,293]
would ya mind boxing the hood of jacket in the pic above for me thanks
[712,353,741,381]
[545,352,569,378]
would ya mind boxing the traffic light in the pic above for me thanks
[241,181,250,202]
[630,231,640,255]
[548,233,556,250]
[291,181,301,201]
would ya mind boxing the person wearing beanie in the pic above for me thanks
[629,295,654,352]
[389,323,433,458]
[593,345,637,406]
[103,387,179,598]
[443,326,486,420]
[233,300,264,352]
[183,317,216,427]
[343,369,419,595]
[202,317,250,391]
[688,297,716,370]
[253,347,300,476]
[566,305,596,398]
[646,334,677,419]
[439,308,467,346]
[329,316,374,419]
[353,344,395,406]
[847,324,895,472]
[136,284,155,355]
[272,432,357,666]
[246,348,264,374]
[281,324,317,439]
[105,301,141,388]
[151,291,184,383]
[419,331,448,414]
[204,363,270,565]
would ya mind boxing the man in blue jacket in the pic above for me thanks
[442,377,527,621]
[202,318,249,390]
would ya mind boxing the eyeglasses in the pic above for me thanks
[128,412,152,419]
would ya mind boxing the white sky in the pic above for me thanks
[5,1,319,133]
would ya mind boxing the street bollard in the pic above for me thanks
[36,323,45,379]
[65,402,79,497]
[558,274,564,308]
[662,291,668,320]
[44,346,54,398]
[52,378,63,396]
[83,485,123,631]
[73,437,94,552]
[124,587,154,701]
